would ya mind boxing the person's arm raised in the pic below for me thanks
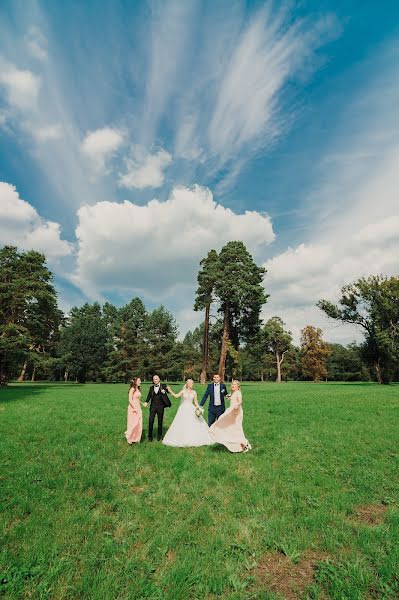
[166,386,183,399]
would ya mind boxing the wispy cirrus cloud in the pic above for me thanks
[261,41,399,344]
[162,5,339,191]
[25,25,48,61]
[0,1,339,216]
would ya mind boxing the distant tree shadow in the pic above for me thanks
[0,382,84,404]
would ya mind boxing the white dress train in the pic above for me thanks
[162,389,213,447]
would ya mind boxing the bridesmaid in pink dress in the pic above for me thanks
[125,377,145,444]
[209,380,252,453]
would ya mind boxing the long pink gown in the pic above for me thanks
[125,388,142,444]
[209,390,251,453]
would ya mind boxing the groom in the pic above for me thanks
[200,373,228,426]
[146,374,171,441]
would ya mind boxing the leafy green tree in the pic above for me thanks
[300,325,330,382]
[318,275,399,383]
[60,303,110,382]
[214,241,268,381]
[194,250,220,383]
[104,298,147,382]
[260,316,293,383]
[179,329,203,381]
[0,246,60,385]
[326,343,370,382]
[142,305,178,379]
[283,346,303,381]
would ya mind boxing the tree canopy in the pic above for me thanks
[0,246,60,385]
[318,275,399,383]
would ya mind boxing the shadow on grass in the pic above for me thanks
[321,381,399,387]
[209,444,230,453]
[0,382,85,404]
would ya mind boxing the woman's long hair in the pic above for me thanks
[129,377,141,392]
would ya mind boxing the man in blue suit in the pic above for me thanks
[200,373,228,426]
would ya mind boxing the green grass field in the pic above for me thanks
[1,382,398,599]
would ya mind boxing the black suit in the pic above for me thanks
[146,384,171,440]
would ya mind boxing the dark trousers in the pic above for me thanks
[208,405,225,427]
[149,405,164,440]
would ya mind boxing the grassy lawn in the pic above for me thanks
[1,381,398,599]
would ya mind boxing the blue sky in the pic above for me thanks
[1,0,399,342]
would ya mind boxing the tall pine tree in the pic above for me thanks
[214,241,268,381]
[194,249,219,383]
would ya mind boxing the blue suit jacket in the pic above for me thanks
[200,383,228,411]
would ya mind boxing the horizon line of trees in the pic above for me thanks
[1,244,398,386]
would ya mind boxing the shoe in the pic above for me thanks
[243,443,252,453]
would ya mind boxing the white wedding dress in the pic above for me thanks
[162,389,213,447]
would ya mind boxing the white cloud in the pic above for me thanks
[0,58,40,111]
[260,41,399,345]
[354,217,399,244]
[25,26,48,61]
[81,127,125,174]
[73,185,275,297]
[0,182,72,261]
[263,216,399,344]
[119,147,172,189]
[140,1,199,146]
[168,6,340,189]
[208,9,338,161]
[33,124,63,141]
[0,57,63,144]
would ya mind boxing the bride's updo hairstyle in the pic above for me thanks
[184,378,194,389]
[231,379,241,389]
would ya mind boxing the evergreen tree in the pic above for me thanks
[0,246,60,385]
[60,303,110,382]
[194,249,219,383]
[214,241,268,380]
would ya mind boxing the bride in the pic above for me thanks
[163,379,213,447]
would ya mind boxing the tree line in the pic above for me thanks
[1,244,398,385]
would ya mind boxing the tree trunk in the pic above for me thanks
[64,369,69,382]
[0,368,7,386]
[218,303,230,382]
[276,351,286,383]
[31,367,36,382]
[200,304,210,384]
[276,352,282,383]
[260,369,264,382]
[18,360,28,382]
[374,360,382,384]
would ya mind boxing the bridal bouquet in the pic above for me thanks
[194,406,204,418]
